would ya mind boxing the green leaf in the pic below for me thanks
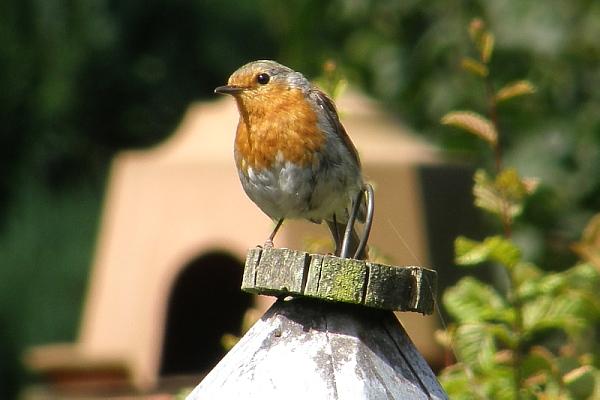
[488,324,517,348]
[473,168,537,220]
[522,346,557,380]
[455,235,522,269]
[518,271,567,300]
[439,364,479,400]
[480,366,517,400]
[444,277,513,324]
[447,360,516,400]
[461,57,488,77]
[467,18,494,64]
[495,80,536,103]
[441,111,497,146]
[563,365,596,399]
[454,236,490,266]
[564,263,600,294]
[572,214,600,268]
[522,294,589,336]
[511,262,543,288]
[478,32,495,63]
[518,264,600,318]
[453,323,497,371]
[496,168,530,199]
[473,169,506,216]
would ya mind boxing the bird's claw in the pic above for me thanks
[260,239,275,249]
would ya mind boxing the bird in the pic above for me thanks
[214,60,367,259]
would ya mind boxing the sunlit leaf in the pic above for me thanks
[478,365,516,400]
[519,264,600,317]
[522,346,556,381]
[489,323,518,348]
[454,323,497,371]
[438,363,480,400]
[563,365,596,399]
[479,32,495,63]
[461,57,488,77]
[441,111,497,146]
[522,371,550,392]
[512,262,543,288]
[522,294,589,336]
[495,80,536,103]
[493,349,513,365]
[495,168,528,200]
[455,235,522,269]
[564,267,600,317]
[454,236,489,266]
[572,213,600,268]
[518,271,567,300]
[473,169,508,216]
[444,277,513,324]
[473,168,537,220]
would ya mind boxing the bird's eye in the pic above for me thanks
[256,73,270,85]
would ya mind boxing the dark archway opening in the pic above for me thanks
[159,251,251,376]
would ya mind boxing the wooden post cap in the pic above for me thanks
[187,298,448,400]
[241,247,437,314]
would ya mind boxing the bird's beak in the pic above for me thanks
[214,85,244,95]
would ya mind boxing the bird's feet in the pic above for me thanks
[259,239,275,250]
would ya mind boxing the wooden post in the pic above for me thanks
[187,248,447,400]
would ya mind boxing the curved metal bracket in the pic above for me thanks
[340,183,375,259]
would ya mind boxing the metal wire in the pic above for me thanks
[340,184,375,259]
[354,184,374,259]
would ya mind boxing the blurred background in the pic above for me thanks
[1,0,599,398]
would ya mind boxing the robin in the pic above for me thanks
[215,60,367,259]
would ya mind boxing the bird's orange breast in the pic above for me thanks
[234,86,325,172]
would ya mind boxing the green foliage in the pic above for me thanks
[473,169,539,222]
[444,278,514,327]
[455,235,521,269]
[438,19,600,399]
[442,112,497,146]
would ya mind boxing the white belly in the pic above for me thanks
[238,159,359,223]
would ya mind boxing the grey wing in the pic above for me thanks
[309,87,366,223]
[309,88,361,168]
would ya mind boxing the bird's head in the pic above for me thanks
[215,60,310,106]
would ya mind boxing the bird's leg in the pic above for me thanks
[332,214,341,256]
[327,215,342,256]
[263,218,284,249]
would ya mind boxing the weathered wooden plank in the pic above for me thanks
[407,266,437,314]
[304,253,325,295]
[364,263,437,314]
[364,261,413,310]
[240,247,262,290]
[253,247,308,295]
[187,298,448,400]
[306,255,367,304]
[241,248,437,314]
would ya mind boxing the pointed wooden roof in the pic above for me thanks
[188,298,447,400]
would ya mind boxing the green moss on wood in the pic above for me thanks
[241,247,437,313]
